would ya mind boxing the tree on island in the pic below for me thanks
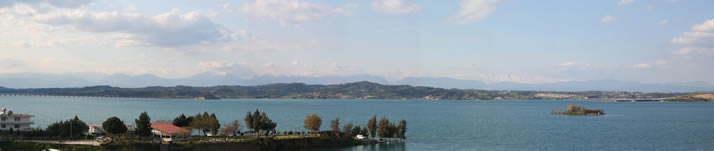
[397,119,407,140]
[367,115,377,138]
[331,118,340,132]
[135,112,152,138]
[220,120,242,136]
[361,126,369,137]
[343,122,353,136]
[245,109,277,136]
[103,116,128,136]
[351,125,361,137]
[304,113,322,133]
[377,117,390,139]
[46,115,88,138]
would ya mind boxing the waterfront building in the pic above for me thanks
[0,108,34,132]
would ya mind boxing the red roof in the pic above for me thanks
[151,122,189,134]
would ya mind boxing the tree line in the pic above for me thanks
[303,113,407,140]
[3,110,406,142]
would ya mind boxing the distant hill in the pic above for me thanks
[1,72,713,92]
[0,81,694,101]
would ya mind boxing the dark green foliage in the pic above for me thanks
[173,114,189,127]
[377,117,389,139]
[330,118,340,132]
[397,120,407,139]
[342,122,353,136]
[245,109,277,136]
[189,112,221,136]
[135,112,152,137]
[351,125,361,137]
[360,126,368,137]
[103,116,127,135]
[46,115,88,138]
[367,115,377,138]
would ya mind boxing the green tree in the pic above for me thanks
[377,117,389,139]
[135,112,152,137]
[259,112,277,135]
[387,123,397,140]
[367,115,377,138]
[244,111,254,132]
[103,116,128,136]
[304,113,322,132]
[351,125,361,137]
[46,115,88,138]
[342,122,353,136]
[190,112,220,136]
[173,114,189,127]
[245,109,277,136]
[360,126,369,137]
[397,120,407,140]
[331,118,340,132]
[210,113,221,136]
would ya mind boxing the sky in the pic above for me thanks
[1,0,713,84]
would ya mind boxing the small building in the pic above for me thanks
[87,123,135,135]
[151,122,190,142]
[0,108,34,132]
[87,123,105,135]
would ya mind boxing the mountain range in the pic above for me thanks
[0,72,713,92]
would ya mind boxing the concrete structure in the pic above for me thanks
[87,123,135,135]
[0,108,34,131]
[87,124,105,135]
[151,122,190,142]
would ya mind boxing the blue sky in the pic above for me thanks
[1,0,713,84]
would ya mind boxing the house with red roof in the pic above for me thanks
[151,122,190,142]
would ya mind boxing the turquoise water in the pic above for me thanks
[1,96,714,150]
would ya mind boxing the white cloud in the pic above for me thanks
[559,62,577,67]
[372,0,421,14]
[600,16,617,23]
[447,0,501,24]
[617,0,634,6]
[240,0,354,26]
[28,8,242,48]
[631,63,652,69]
[659,19,669,24]
[672,19,714,46]
[672,19,714,55]
[673,47,714,55]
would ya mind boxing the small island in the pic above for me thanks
[551,105,605,116]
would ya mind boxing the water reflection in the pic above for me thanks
[307,143,406,151]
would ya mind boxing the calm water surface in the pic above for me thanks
[1,96,713,151]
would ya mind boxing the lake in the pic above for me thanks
[1,96,713,150]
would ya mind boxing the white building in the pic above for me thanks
[0,108,34,132]
[87,123,105,135]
